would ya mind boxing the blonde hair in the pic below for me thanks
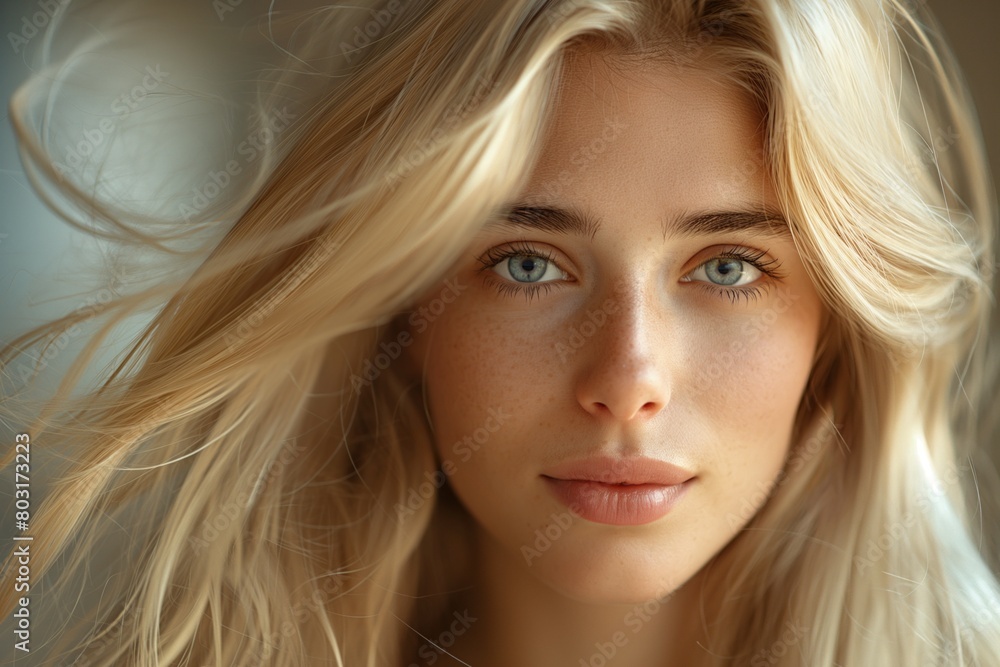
[3,0,1000,664]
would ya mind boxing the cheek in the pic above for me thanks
[688,301,819,506]
[421,307,567,443]
[417,308,574,524]
[700,331,809,431]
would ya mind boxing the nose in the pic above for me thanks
[574,281,671,422]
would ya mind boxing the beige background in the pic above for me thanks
[926,0,999,201]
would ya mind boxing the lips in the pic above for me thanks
[542,455,694,486]
[541,455,695,526]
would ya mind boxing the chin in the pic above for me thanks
[518,534,703,606]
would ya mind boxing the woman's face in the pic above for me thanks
[403,54,825,604]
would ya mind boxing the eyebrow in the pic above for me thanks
[487,204,793,242]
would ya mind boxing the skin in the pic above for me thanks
[401,52,825,666]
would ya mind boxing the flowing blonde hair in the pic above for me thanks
[3,0,1000,664]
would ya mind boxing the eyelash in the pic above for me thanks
[475,240,786,305]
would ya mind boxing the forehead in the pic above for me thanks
[525,52,774,212]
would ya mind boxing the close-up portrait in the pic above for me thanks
[1,0,999,665]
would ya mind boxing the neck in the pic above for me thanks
[432,527,711,667]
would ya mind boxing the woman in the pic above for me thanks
[2,0,999,664]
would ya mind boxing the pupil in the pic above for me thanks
[711,258,742,285]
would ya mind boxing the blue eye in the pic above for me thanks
[689,256,762,287]
[476,241,785,305]
[498,253,567,284]
[681,246,785,305]
[475,241,570,302]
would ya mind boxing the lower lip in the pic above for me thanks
[542,477,693,526]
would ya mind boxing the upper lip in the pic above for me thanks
[541,455,694,486]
